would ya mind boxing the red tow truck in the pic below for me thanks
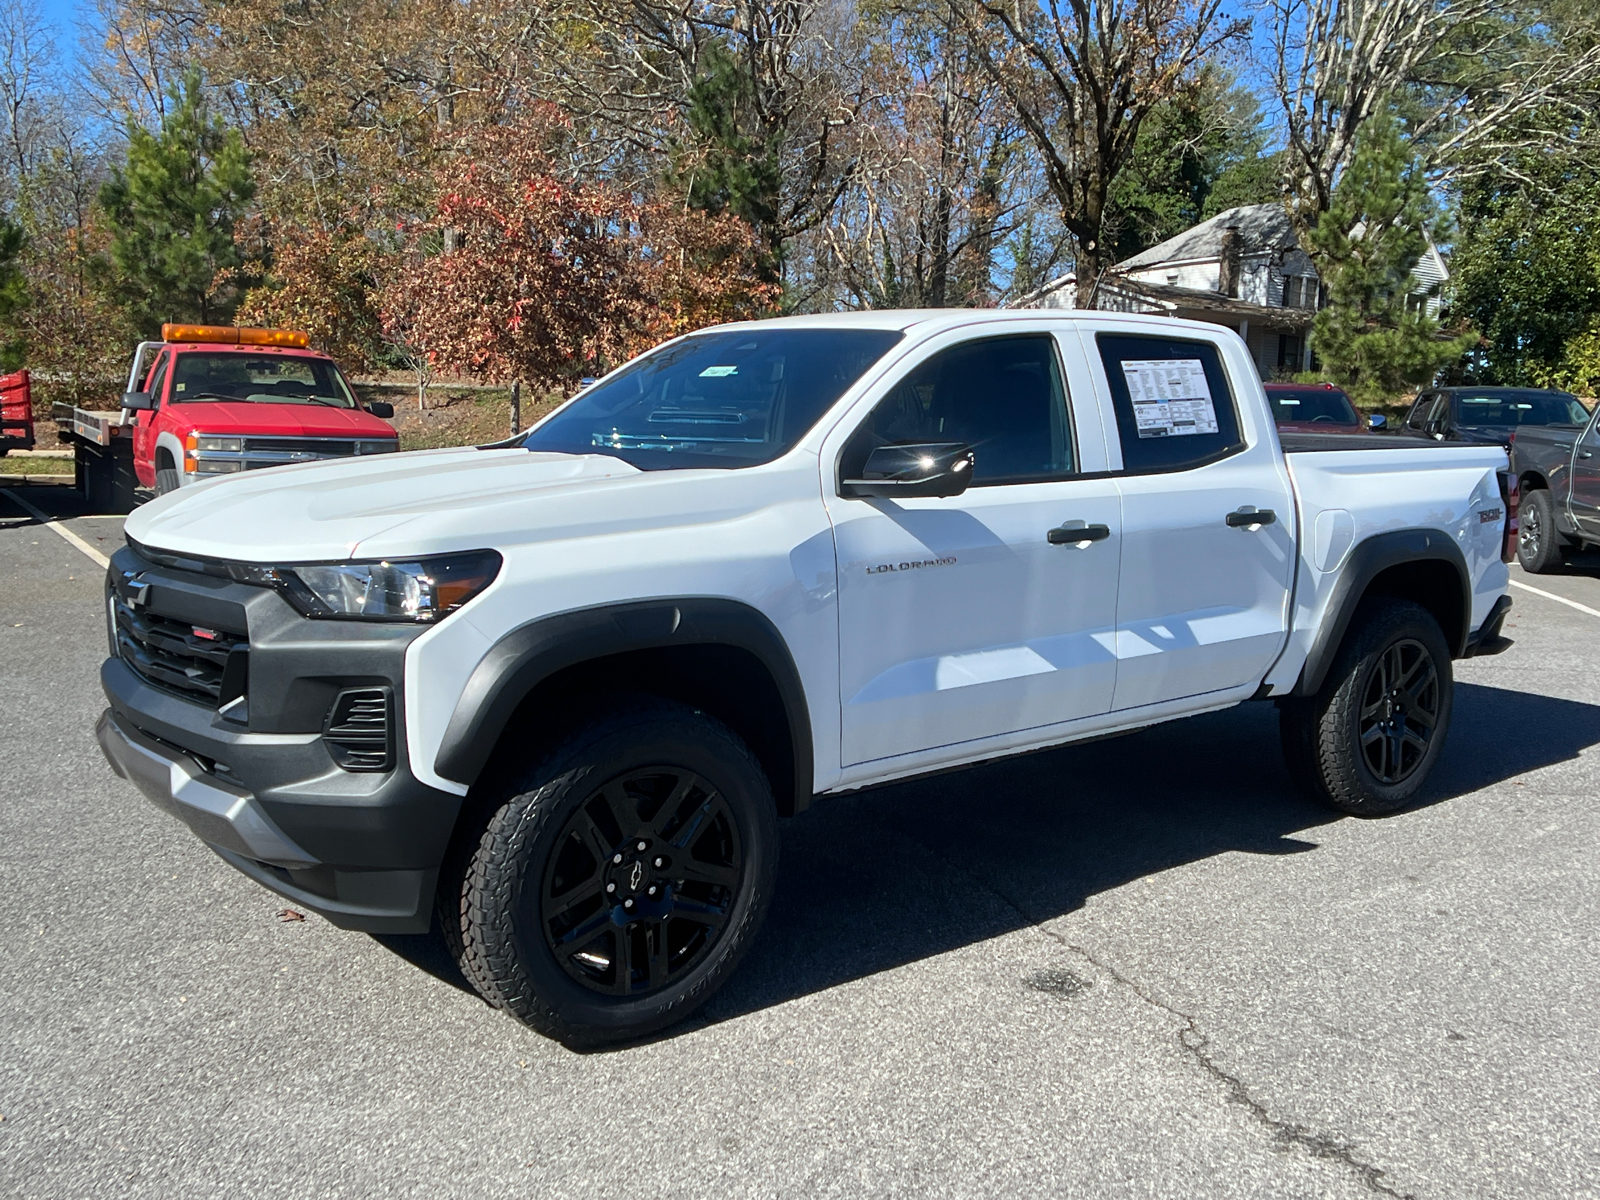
[52,324,398,512]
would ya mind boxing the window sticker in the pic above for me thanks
[699,365,738,377]
[1120,358,1218,438]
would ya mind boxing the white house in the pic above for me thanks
[1018,203,1449,380]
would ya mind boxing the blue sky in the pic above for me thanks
[34,0,88,66]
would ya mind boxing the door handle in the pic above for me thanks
[1581,450,1594,459]
[1047,522,1111,545]
[1225,508,1277,528]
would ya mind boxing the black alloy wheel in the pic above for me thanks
[444,697,778,1047]
[1278,596,1454,816]
[1356,638,1439,786]
[541,767,743,997]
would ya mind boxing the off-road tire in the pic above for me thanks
[1517,487,1566,574]
[456,697,778,1047]
[1279,597,1454,816]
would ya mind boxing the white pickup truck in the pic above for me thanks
[95,310,1515,1046]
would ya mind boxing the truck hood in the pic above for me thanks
[126,447,647,562]
[163,401,397,439]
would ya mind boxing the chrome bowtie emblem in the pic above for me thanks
[629,861,644,892]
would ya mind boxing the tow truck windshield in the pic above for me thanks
[168,352,358,408]
[523,328,905,469]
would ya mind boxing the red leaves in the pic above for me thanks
[378,113,777,393]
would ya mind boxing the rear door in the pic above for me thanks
[1083,329,1297,712]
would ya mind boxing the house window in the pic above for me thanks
[1277,334,1304,373]
[1282,275,1317,309]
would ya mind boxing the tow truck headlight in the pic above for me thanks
[195,436,242,453]
[227,551,502,622]
[194,459,243,474]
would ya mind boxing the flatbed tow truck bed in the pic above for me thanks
[52,402,140,513]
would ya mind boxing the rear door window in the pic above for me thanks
[1096,333,1244,473]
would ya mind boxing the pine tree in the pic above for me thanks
[0,215,26,372]
[667,44,783,281]
[1307,110,1475,406]
[97,71,255,334]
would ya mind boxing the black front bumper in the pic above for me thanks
[97,545,464,933]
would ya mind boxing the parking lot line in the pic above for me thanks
[0,487,111,569]
[1509,578,1600,620]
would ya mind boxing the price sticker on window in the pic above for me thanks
[1120,358,1219,438]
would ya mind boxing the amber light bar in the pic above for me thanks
[161,323,310,348]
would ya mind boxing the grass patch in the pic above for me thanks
[352,383,566,452]
[0,454,74,474]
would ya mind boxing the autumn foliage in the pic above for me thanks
[383,116,778,393]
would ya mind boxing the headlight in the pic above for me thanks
[194,459,243,474]
[195,436,242,453]
[226,550,502,622]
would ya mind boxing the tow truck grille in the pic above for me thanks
[242,437,357,458]
[114,599,247,704]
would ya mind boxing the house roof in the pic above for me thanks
[1115,203,1298,272]
[1098,277,1314,328]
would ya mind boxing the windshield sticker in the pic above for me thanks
[1121,358,1219,438]
[699,365,738,377]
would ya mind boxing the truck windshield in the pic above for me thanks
[522,328,905,469]
[1457,392,1589,427]
[1266,387,1358,424]
[168,352,358,408]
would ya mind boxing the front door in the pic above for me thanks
[1086,330,1297,711]
[827,332,1122,767]
[1571,410,1600,538]
[131,351,170,488]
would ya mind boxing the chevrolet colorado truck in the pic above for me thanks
[52,324,398,512]
[1507,400,1600,572]
[94,311,1516,1046]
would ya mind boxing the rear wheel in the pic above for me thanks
[1280,598,1454,816]
[449,698,778,1047]
[1517,488,1566,574]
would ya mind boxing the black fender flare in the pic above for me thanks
[433,598,814,809]
[1291,528,1471,697]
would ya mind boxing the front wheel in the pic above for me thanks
[1279,598,1454,816]
[1517,488,1565,574]
[447,698,778,1047]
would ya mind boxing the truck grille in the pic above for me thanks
[114,598,248,704]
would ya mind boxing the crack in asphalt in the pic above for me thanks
[893,820,1418,1200]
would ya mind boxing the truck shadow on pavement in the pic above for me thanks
[372,680,1600,1034]
[696,680,1600,1034]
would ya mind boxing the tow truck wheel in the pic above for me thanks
[155,451,180,495]
[448,697,778,1047]
[1279,597,1454,816]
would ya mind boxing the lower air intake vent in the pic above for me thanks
[323,687,394,772]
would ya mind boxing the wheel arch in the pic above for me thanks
[434,599,814,816]
[1291,529,1471,697]
[1517,469,1549,496]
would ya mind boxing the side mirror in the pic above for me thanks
[1367,413,1387,431]
[367,401,395,418]
[120,391,154,411]
[840,442,975,499]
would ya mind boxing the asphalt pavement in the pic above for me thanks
[2,481,1598,1199]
